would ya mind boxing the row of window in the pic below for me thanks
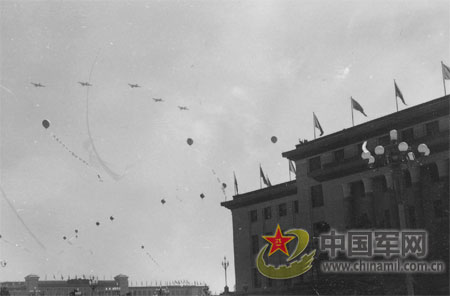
[249,200,299,223]
[309,120,441,172]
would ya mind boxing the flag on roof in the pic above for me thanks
[313,112,324,136]
[394,80,407,105]
[351,97,367,116]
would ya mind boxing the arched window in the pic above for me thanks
[421,163,440,183]
[403,170,412,188]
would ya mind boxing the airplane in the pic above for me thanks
[78,82,92,86]
[31,82,45,87]
[128,83,141,88]
[178,106,189,111]
[152,98,164,102]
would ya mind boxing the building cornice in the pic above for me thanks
[221,180,296,210]
[282,95,449,161]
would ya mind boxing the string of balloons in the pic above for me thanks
[42,120,103,182]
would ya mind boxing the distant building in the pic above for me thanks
[0,275,210,296]
[222,95,449,295]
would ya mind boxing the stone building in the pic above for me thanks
[222,95,449,295]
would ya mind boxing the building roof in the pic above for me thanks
[221,180,296,210]
[282,95,449,161]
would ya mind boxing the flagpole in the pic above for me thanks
[313,112,316,140]
[442,61,447,95]
[288,161,291,181]
[350,97,354,127]
[233,171,237,195]
[259,164,262,189]
[394,80,399,112]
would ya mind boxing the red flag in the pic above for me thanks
[260,166,270,187]
[351,97,367,116]
[313,112,324,136]
[442,61,450,80]
[395,81,407,105]
[289,160,296,174]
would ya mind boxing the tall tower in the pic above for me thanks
[114,274,129,295]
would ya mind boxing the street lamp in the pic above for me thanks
[221,256,229,294]
[89,276,98,296]
[362,129,430,296]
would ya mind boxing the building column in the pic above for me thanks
[384,171,401,228]
[435,159,449,180]
[341,183,353,229]
[362,178,376,226]
[409,166,424,228]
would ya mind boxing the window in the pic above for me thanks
[313,221,330,237]
[293,200,299,214]
[278,203,287,217]
[401,128,414,143]
[421,163,440,182]
[356,142,364,156]
[384,210,391,228]
[252,268,261,288]
[403,170,412,188]
[250,210,257,223]
[311,185,324,208]
[283,278,292,287]
[263,207,272,220]
[251,235,259,254]
[334,149,345,163]
[426,121,439,136]
[309,156,321,172]
[408,206,416,228]
[434,200,443,218]
[374,176,387,192]
[378,135,390,146]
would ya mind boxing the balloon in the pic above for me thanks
[161,199,166,204]
[187,138,193,146]
[222,183,227,189]
[74,229,78,233]
[271,136,278,143]
[63,236,67,240]
[0,260,6,267]
[96,222,100,226]
[200,193,205,199]
[42,120,50,129]
[141,245,145,249]
[110,216,114,221]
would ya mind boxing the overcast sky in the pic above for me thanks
[1,0,449,293]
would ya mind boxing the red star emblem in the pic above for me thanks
[262,224,294,256]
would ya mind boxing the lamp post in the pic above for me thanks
[89,276,98,296]
[221,256,229,294]
[362,129,430,296]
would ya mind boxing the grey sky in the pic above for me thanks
[1,0,449,293]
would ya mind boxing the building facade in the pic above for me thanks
[0,275,209,296]
[222,95,449,295]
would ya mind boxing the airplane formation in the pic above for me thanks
[29,82,191,110]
